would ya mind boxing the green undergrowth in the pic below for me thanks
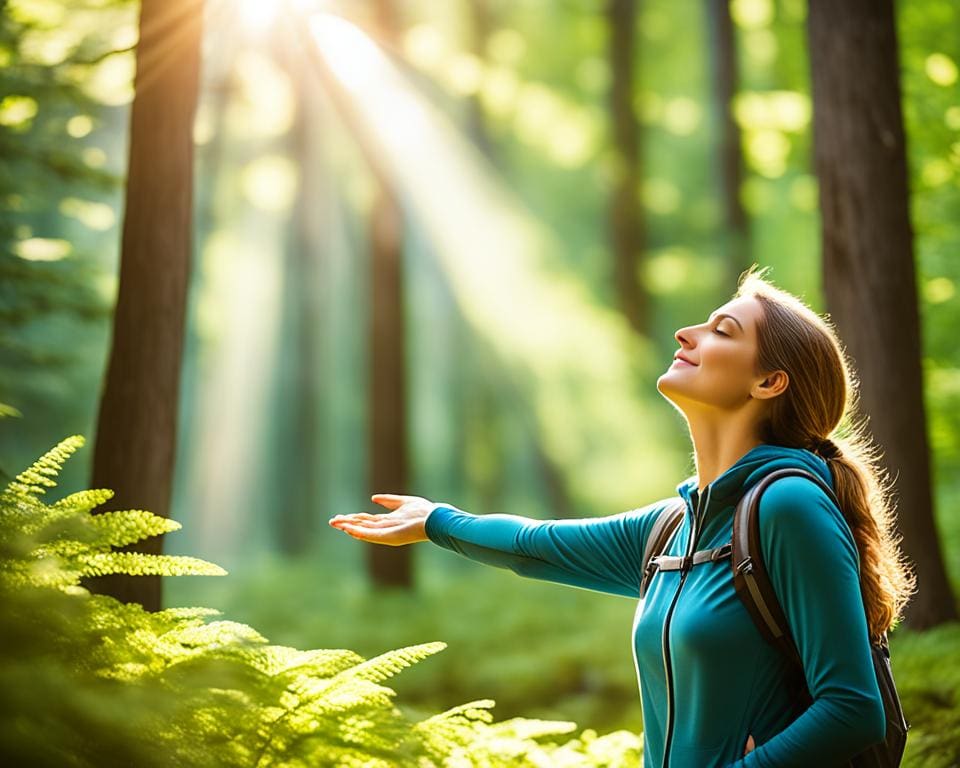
[891,622,960,768]
[0,436,643,767]
[166,549,645,734]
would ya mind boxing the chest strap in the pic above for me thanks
[647,542,733,574]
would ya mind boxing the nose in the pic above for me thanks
[675,324,696,349]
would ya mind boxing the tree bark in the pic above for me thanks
[367,186,412,588]
[84,0,204,611]
[466,0,495,159]
[705,0,751,286]
[807,0,956,629]
[607,0,648,335]
[365,0,412,588]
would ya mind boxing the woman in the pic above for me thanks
[329,266,916,768]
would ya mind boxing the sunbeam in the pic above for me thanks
[305,13,679,511]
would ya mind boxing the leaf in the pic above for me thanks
[77,552,227,578]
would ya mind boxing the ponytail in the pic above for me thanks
[812,430,917,641]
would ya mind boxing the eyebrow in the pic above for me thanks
[709,312,745,332]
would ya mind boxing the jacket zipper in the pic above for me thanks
[660,484,711,768]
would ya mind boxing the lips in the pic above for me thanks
[673,352,697,366]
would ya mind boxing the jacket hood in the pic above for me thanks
[675,443,834,519]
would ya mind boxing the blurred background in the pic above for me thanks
[1,0,958,747]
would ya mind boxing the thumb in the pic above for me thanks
[371,493,407,511]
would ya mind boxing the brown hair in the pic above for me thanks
[735,264,916,641]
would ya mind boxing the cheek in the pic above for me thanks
[700,349,755,393]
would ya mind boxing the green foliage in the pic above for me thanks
[892,623,960,768]
[0,437,644,766]
[169,552,645,733]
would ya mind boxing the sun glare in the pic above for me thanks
[237,0,280,34]
[308,14,382,92]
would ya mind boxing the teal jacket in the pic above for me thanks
[424,443,886,768]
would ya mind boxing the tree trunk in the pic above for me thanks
[607,0,648,335]
[84,0,204,611]
[366,0,411,590]
[466,0,495,159]
[705,0,751,286]
[807,0,956,629]
[367,186,412,588]
[275,60,323,556]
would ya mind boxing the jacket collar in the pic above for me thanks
[675,443,833,522]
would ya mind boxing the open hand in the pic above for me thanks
[328,493,437,546]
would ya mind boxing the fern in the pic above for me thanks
[2,433,84,499]
[0,437,646,767]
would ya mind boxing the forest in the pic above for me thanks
[1,0,958,765]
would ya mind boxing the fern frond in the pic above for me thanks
[417,698,498,728]
[88,509,181,547]
[155,606,223,622]
[52,488,114,514]
[3,435,84,498]
[77,552,227,578]
[168,620,269,649]
[16,489,114,537]
[250,646,365,678]
[337,641,447,685]
[487,716,579,740]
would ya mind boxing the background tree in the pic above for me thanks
[607,0,648,335]
[367,0,413,588]
[84,0,204,611]
[807,0,956,629]
[705,0,750,288]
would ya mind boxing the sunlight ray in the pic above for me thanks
[306,13,681,511]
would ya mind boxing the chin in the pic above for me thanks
[656,373,680,400]
[657,373,695,407]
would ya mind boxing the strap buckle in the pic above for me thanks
[711,543,733,562]
[736,556,754,575]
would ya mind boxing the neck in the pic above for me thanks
[685,411,764,493]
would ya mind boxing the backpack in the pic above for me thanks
[639,467,910,767]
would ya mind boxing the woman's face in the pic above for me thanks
[657,296,782,414]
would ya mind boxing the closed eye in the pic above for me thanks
[713,329,728,337]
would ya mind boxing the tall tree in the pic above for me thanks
[367,0,413,588]
[607,0,648,335]
[272,29,324,556]
[705,0,751,287]
[466,0,494,158]
[84,0,204,611]
[807,0,956,628]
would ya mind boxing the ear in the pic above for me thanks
[751,370,789,400]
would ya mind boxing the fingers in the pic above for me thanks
[332,516,396,528]
[371,493,408,510]
[332,519,385,538]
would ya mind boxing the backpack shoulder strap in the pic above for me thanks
[639,498,686,600]
[731,468,840,682]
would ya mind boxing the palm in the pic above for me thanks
[328,494,434,546]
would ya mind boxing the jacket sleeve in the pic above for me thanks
[727,476,887,768]
[423,500,670,599]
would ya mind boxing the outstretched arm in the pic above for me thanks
[329,493,670,599]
